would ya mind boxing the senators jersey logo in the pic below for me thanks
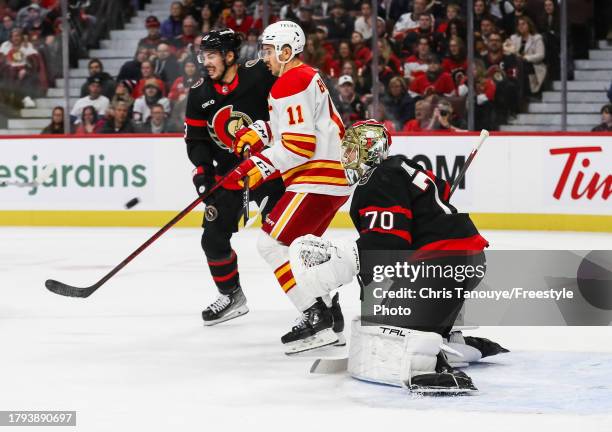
[207,105,253,151]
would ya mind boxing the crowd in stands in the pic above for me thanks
[1,0,611,134]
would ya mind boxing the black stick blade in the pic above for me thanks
[45,279,97,298]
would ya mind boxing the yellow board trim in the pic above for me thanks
[0,211,610,232]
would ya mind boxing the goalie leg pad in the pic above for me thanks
[347,317,442,388]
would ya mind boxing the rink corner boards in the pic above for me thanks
[0,211,610,232]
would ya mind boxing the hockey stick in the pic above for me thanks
[309,131,489,375]
[241,146,250,226]
[244,196,268,228]
[45,168,240,298]
[0,164,56,188]
[448,129,489,197]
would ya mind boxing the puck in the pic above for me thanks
[125,197,140,209]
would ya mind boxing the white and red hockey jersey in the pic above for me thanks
[258,64,351,196]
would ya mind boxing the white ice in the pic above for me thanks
[1,227,612,432]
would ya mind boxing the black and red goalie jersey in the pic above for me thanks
[349,154,489,252]
[184,59,276,175]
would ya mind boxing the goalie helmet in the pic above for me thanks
[260,20,305,64]
[341,119,392,185]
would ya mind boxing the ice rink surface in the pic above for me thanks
[2,226,612,432]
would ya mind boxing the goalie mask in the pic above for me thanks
[341,120,391,185]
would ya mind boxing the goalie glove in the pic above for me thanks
[289,234,360,299]
[232,120,272,157]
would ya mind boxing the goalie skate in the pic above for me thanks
[202,287,249,326]
[282,299,338,355]
[408,353,478,395]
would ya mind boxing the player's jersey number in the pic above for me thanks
[287,105,304,125]
[364,210,395,230]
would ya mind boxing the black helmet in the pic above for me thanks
[198,29,242,61]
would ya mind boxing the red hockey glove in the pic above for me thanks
[224,153,276,190]
[232,120,271,157]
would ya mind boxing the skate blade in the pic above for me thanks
[285,328,338,356]
[409,385,479,395]
[333,332,346,346]
[203,305,249,326]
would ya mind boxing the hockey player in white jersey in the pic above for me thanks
[226,21,351,354]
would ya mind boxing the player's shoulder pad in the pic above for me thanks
[270,64,317,99]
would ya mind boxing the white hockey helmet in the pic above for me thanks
[260,20,305,64]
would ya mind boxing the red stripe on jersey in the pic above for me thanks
[328,96,345,139]
[360,227,412,243]
[212,268,238,282]
[418,234,489,251]
[359,205,413,219]
[208,251,236,267]
[270,64,317,99]
[283,167,347,184]
[185,117,207,127]
[443,182,451,201]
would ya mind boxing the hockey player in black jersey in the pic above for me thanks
[288,120,507,393]
[184,29,284,325]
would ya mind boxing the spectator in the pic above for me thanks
[382,76,415,130]
[171,16,198,61]
[303,34,333,74]
[409,55,456,98]
[0,28,41,108]
[141,103,179,133]
[354,1,374,41]
[351,31,372,68]
[161,1,184,40]
[168,59,198,102]
[402,12,435,55]
[298,6,317,35]
[473,0,493,33]
[16,1,48,28]
[404,36,431,80]
[478,16,498,46]
[509,16,547,96]
[324,1,354,42]
[502,0,531,37]
[41,106,66,134]
[371,104,399,132]
[592,104,612,132]
[442,36,467,85]
[378,37,402,75]
[0,14,14,45]
[473,60,498,131]
[152,42,181,91]
[117,47,148,82]
[74,105,105,135]
[336,74,366,125]
[199,4,217,34]
[380,0,411,23]
[79,59,115,99]
[403,99,432,132]
[436,3,461,34]
[21,3,52,37]
[181,0,200,19]
[70,75,110,123]
[238,28,258,63]
[425,98,463,132]
[226,0,253,35]
[138,16,167,52]
[251,1,278,34]
[101,101,137,134]
[133,60,165,98]
[110,80,135,113]
[393,0,427,41]
[482,31,522,119]
[133,80,170,124]
[536,0,561,81]
[279,0,300,22]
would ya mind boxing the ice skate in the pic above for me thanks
[282,298,338,355]
[202,286,249,326]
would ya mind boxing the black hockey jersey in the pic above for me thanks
[184,59,276,175]
[350,155,488,252]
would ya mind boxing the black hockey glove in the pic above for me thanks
[192,166,215,199]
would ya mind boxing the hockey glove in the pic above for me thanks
[224,153,275,190]
[232,120,271,157]
[192,166,215,197]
